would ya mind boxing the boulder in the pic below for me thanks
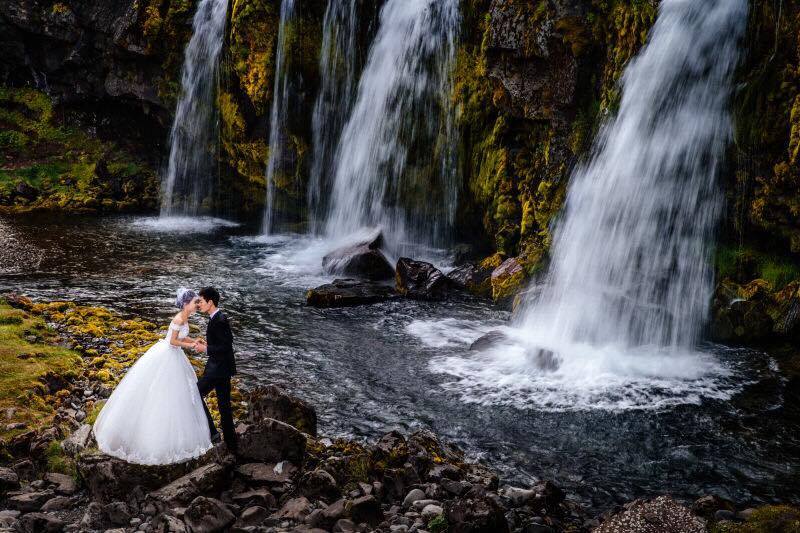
[403,488,426,508]
[236,418,306,465]
[348,495,383,526]
[275,496,311,521]
[469,330,511,351]
[103,501,132,526]
[44,472,78,495]
[183,496,235,533]
[491,257,527,303]
[148,463,226,508]
[307,279,398,308]
[395,258,454,300]
[322,232,394,281]
[238,505,268,526]
[6,490,55,512]
[231,488,276,509]
[246,385,318,435]
[16,512,64,533]
[235,461,297,486]
[447,263,493,297]
[595,496,705,533]
[445,495,509,533]
[77,451,213,502]
[155,513,188,532]
[691,494,735,520]
[0,466,20,494]
[299,468,340,502]
[62,424,92,454]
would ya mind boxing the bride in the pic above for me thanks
[93,288,213,465]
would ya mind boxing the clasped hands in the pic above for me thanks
[188,338,208,353]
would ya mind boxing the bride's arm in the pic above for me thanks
[169,324,197,349]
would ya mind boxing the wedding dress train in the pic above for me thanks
[93,321,213,465]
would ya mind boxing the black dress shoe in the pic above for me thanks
[211,433,222,445]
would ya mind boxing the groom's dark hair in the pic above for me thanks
[199,287,220,307]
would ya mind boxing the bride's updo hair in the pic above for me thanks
[175,288,197,309]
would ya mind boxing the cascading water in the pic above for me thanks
[159,0,228,217]
[307,0,360,234]
[263,0,298,234]
[430,0,749,410]
[322,0,460,256]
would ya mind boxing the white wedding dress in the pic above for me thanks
[93,321,213,465]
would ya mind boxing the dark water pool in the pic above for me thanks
[1,214,798,512]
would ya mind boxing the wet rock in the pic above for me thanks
[307,279,398,308]
[275,496,311,521]
[323,499,347,522]
[16,512,64,533]
[6,490,55,512]
[183,496,235,533]
[595,496,705,533]
[447,263,493,297]
[237,418,306,465]
[469,330,511,351]
[396,258,454,300]
[503,486,536,508]
[246,385,318,435]
[348,494,383,526]
[148,463,226,508]
[322,233,394,281]
[236,461,297,486]
[491,257,528,303]
[0,466,20,493]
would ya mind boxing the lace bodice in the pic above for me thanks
[167,321,190,340]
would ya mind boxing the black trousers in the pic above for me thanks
[197,374,237,451]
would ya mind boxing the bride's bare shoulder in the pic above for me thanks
[171,313,186,325]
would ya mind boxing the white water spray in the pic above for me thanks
[160,0,228,216]
[323,0,460,255]
[430,0,749,410]
[307,0,359,234]
[263,0,298,234]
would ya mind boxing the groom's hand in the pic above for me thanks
[196,340,207,353]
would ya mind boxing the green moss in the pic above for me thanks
[716,245,800,290]
[0,300,83,440]
[710,505,800,533]
[428,514,448,533]
[46,440,77,477]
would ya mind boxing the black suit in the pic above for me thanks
[197,310,237,450]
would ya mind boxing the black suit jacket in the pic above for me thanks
[204,311,236,378]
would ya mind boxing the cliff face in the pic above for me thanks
[1,0,799,297]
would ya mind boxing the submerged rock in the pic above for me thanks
[395,258,454,300]
[322,232,394,281]
[469,330,510,351]
[306,279,398,308]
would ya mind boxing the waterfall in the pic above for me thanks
[307,0,359,234]
[159,0,228,217]
[263,0,298,234]
[323,0,460,255]
[431,0,749,410]
[517,0,748,354]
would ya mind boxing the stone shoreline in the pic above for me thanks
[0,295,798,533]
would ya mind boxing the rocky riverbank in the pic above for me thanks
[0,295,799,533]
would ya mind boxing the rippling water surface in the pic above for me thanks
[1,214,798,511]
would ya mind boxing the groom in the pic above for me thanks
[195,287,237,453]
